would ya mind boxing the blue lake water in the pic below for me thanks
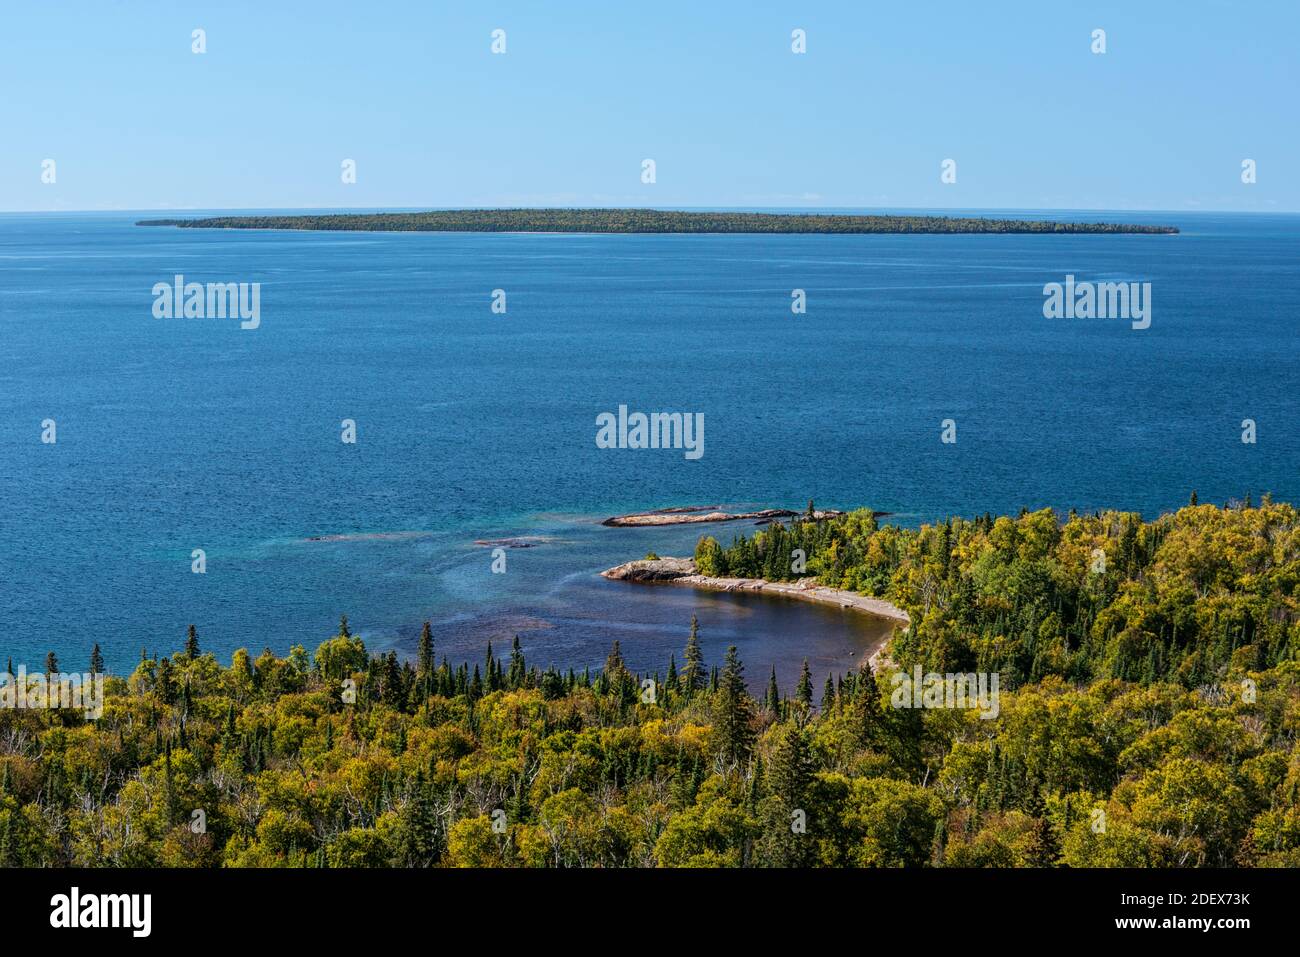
[2,210,1297,687]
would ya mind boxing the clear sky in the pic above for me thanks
[1,0,1295,213]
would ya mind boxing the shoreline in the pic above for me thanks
[601,557,909,670]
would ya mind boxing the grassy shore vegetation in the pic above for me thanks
[136,208,1179,235]
[3,500,1298,868]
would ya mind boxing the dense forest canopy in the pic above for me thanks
[136,209,1179,235]
[1,500,1296,868]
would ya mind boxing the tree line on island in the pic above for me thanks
[1,497,1296,867]
[136,208,1179,235]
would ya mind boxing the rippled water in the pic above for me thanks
[2,210,1296,689]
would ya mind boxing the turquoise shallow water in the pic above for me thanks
[2,210,1297,688]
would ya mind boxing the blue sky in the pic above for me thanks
[1,0,1295,212]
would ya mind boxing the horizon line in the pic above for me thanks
[3,204,1296,217]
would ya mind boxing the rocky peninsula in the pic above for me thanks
[601,506,848,527]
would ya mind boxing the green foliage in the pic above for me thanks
[2,502,1296,868]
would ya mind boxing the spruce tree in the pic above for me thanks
[681,614,705,696]
[746,756,765,812]
[508,636,526,689]
[1025,786,1061,866]
[89,643,104,676]
[768,723,814,809]
[416,621,434,677]
[157,657,176,705]
[765,666,780,713]
[185,624,200,659]
[796,659,813,707]
[854,661,881,748]
[713,646,755,768]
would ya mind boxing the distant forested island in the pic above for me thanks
[137,209,1179,235]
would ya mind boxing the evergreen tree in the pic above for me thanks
[820,674,836,712]
[396,770,440,867]
[765,666,781,713]
[746,756,765,812]
[157,657,176,705]
[604,641,637,705]
[796,659,813,707]
[758,723,817,867]
[508,636,526,689]
[768,723,814,809]
[713,646,755,768]
[416,621,434,676]
[681,615,705,696]
[184,624,200,659]
[1025,787,1061,867]
[853,662,881,748]
[381,651,403,708]
[89,643,104,676]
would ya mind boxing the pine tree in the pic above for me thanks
[796,658,813,707]
[681,615,705,696]
[338,614,351,638]
[758,723,817,867]
[157,657,176,705]
[395,769,440,867]
[713,646,755,768]
[1025,787,1061,866]
[162,740,176,826]
[853,661,881,748]
[746,756,765,811]
[765,666,781,713]
[185,624,201,659]
[508,636,526,689]
[768,723,814,809]
[89,643,104,676]
[381,651,403,708]
[45,652,58,675]
[416,621,434,676]
[604,641,637,705]
[820,674,836,713]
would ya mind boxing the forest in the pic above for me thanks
[136,208,1179,235]
[1,498,1296,867]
